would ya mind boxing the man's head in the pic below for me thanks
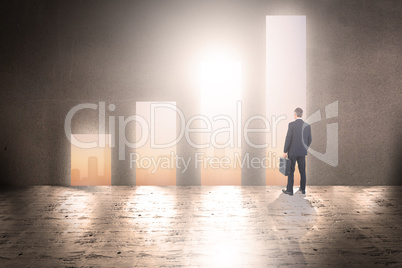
[294,107,303,119]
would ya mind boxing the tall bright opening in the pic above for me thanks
[199,61,242,185]
[71,134,111,186]
[200,61,241,111]
[135,102,176,185]
[266,16,306,185]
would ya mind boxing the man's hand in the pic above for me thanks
[283,153,287,158]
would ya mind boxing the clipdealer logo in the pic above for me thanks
[64,101,338,170]
[304,101,338,167]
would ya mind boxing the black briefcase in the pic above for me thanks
[279,157,290,176]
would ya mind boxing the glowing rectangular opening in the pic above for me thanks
[135,102,176,185]
[71,134,111,186]
[266,16,306,185]
[200,61,241,185]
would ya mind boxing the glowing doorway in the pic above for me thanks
[71,134,111,186]
[135,102,177,186]
[266,16,306,186]
[199,61,242,185]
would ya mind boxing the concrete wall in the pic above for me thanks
[305,0,402,185]
[0,0,400,185]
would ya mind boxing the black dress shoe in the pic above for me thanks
[282,189,293,196]
[298,188,305,194]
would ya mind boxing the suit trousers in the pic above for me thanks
[286,156,306,193]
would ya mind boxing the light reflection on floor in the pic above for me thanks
[0,186,401,267]
[191,187,248,266]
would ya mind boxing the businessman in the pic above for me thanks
[282,108,312,196]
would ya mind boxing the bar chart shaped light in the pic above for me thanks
[71,134,111,186]
[135,102,177,185]
[200,61,242,185]
[266,16,306,185]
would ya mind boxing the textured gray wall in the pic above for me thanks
[305,1,402,185]
[0,0,400,185]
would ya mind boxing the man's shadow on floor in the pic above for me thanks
[266,190,318,265]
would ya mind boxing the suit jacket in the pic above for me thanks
[284,119,312,156]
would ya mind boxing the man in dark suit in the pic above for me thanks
[282,108,312,196]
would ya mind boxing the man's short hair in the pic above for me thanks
[294,108,303,117]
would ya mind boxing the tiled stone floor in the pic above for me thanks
[0,186,401,267]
